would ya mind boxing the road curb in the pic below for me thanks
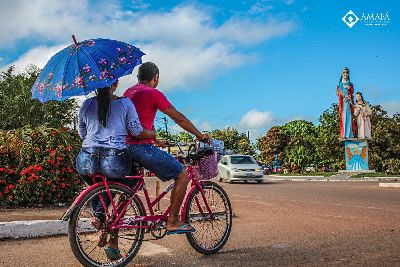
[267,177,400,182]
[0,220,68,239]
[379,183,400,188]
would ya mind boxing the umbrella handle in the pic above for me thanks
[72,35,78,45]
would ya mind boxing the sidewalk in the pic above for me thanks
[0,177,162,240]
[0,207,68,239]
[0,207,67,222]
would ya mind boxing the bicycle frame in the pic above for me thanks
[62,164,215,231]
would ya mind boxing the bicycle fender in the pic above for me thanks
[60,204,77,221]
[61,182,146,221]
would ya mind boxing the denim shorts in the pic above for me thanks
[76,147,131,179]
[127,144,184,181]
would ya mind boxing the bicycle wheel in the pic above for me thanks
[185,181,232,254]
[69,184,145,267]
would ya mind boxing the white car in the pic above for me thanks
[218,155,264,183]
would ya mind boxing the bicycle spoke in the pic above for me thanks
[186,183,232,253]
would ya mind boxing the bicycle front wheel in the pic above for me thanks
[68,184,145,267]
[185,181,232,254]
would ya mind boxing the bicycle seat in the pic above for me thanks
[129,160,144,176]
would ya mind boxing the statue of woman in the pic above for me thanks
[336,67,355,139]
[354,92,372,139]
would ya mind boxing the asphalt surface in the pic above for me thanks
[1,180,400,266]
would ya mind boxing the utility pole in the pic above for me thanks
[156,117,169,212]
[162,117,171,153]
[162,117,168,134]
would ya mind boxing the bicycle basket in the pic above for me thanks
[191,149,218,180]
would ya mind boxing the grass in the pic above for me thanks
[351,172,400,178]
[274,172,338,177]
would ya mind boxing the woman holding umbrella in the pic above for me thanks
[31,36,151,260]
[76,79,155,260]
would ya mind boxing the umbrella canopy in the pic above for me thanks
[31,36,145,102]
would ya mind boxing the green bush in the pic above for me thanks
[0,126,83,207]
[382,158,400,175]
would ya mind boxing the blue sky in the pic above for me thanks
[0,0,399,139]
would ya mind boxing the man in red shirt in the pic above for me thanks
[123,62,209,234]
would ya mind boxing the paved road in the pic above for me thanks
[1,180,400,266]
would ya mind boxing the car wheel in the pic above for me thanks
[217,174,223,182]
[257,180,263,184]
[227,173,233,184]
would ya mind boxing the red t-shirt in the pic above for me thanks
[123,83,172,144]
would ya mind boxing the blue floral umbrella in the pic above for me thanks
[31,36,145,102]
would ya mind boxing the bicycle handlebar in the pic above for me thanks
[163,140,212,160]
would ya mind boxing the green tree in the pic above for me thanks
[282,120,317,168]
[156,129,194,143]
[314,104,344,170]
[210,127,253,155]
[368,106,400,172]
[257,126,288,164]
[176,132,194,143]
[0,66,78,130]
[156,129,177,142]
[288,146,310,173]
[393,113,400,124]
[237,137,255,156]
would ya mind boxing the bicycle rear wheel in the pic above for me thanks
[69,184,145,267]
[185,181,232,254]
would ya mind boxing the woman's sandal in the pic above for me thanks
[166,224,196,235]
[104,247,122,260]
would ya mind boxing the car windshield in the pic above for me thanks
[230,156,255,164]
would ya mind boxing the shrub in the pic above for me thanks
[382,158,400,175]
[0,126,83,207]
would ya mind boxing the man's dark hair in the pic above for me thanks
[138,62,159,82]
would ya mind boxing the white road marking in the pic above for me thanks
[139,242,171,256]
[379,183,400,188]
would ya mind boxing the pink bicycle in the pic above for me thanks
[62,142,232,267]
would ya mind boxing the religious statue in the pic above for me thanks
[336,67,355,139]
[354,92,372,139]
[346,144,368,170]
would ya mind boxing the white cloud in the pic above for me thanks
[382,101,400,116]
[139,42,248,90]
[249,3,274,15]
[200,121,212,131]
[218,17,295,46]
[239,109,275,129]
[1,44,67,73]
[130,0,150,10]
[0,1,296,91]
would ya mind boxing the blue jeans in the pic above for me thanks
[127,144,184,181]
[76,147,134,219]
[76,147,131,178]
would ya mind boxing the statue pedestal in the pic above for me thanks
[339,138,371,171]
